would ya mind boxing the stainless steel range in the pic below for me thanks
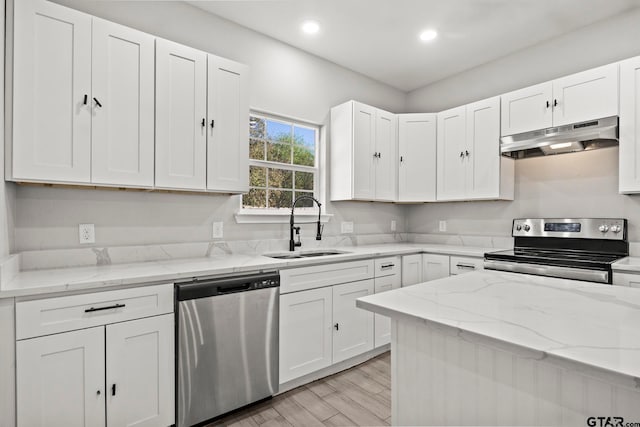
[484,218,628,284]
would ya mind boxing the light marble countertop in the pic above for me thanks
[0,243,499,298]
[357,270,640,380]
[612,256,640,273]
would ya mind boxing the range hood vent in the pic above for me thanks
[500,116,618,159]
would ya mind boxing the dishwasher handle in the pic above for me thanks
[217,283,252,295]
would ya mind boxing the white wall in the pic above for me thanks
[10,0,408,252]
[407,8,640,112]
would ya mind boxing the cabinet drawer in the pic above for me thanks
[280,259,374,294]
[449,256,484,275]
[374,256,400,277]
[613,272,640,287]
[16,283,174,340]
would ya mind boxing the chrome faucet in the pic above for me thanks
[290,195,323,251]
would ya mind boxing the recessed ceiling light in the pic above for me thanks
[419,29,438,42]
[301,20,320,35]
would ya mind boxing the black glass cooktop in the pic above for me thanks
[485,248,624,270]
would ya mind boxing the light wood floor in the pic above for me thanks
[208,351,391,427]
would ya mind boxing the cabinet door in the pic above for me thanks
[155,39,207,190]
[207,55,249,193]
[16,327,105,427]
[450,256,484,275]
[106,314,174,427]
[500,82,552,136]
[620,56,640,193]
[374,109,397,201]
[279,287,332,383]
[91,19,155,187]
[352,102,377,200]
[436,106,467,201]
[423,254,450,281]
[552,63,619,126]
[332,280,375,363]
[401,254,423,287]
[466,97,500,199]
[12,0,91,183]
[374,274,401,347]
[398,114,437,202]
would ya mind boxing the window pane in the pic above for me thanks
[293,126,315,166]
[267,142,292,164]
[250,138,265,160]
[268,189,293,208]
[294,191,315,207]
[250,166,266,187]
[266,119,291,142]
[244,188,266,208]
[268,168,292,189]
[293,144,314,167]
[250,116,265,139]
[295,171,314,191]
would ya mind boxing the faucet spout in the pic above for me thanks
[289,196,323,251]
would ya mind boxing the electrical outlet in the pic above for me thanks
[391,220,397,232]
[439,220,447,232]
[212,222,224,239]
[79,224,95,244]
[341,221,354,234]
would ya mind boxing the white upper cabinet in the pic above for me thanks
[330,101,397,201]
[619,56,640,194]
[398,114,437,202]
[436,106,467,200]
[438,97,514,201]
[11,0,92,183]
[501,63,619,136]
[91,19,155,187]
[207,55,250,193]
[155,39,208,190]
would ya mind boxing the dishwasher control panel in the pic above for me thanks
[176,271,280,300]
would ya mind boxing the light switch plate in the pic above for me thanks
[391,220,397,232]
[439,220,447,232]
[341,221,354,234]
[212,222,224,239]
[79,224,95,244]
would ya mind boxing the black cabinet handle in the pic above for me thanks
[93,97,102,108]
[83,94,88,105]
[554,99,558,107]
[465,150,470,157]
[111,384,116,396]
[334,323,339,331]
[460,151,464,158]
[456,263,476,270]
[84,303,125,313]
[96,390,101,396]
[546,100,550,108]
[201,118,206,127]
[400,156,403,163]
[210,119,215,128]
[381,263,395,269]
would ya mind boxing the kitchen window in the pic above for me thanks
[242,113,321,213]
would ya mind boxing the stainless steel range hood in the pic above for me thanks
[500,116,618,159]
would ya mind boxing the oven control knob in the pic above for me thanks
[599,224,609,233]
[523,225,530,232]
[610,225,621,233]
[515,225,522,231]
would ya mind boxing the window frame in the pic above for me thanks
[236,110,330,224]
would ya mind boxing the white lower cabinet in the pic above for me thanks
[279,287,333,384]
[613,272,640,288]
[449,256,484,275]
[373,273,401,347]
[332,280,375,363]
[15,285,174,427]
[402,254,423,286]
[423,254,450,281]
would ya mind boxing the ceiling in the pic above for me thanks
[188,0,640,92]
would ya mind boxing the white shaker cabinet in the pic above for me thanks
[401,254,423,287]
[207,55,250,193]
[155,39,208,190]
[91,19,155,187]
[436,106,467,200]
[422,254,450,281]
[17,327,106,427]
[10,0,92,183]
[373,271,401,347]
[501,63,619,136]
[398,114,437,202]
[619,56,640,193]
[279,287,333,384]
[332,280,375,363]
[330,101,397,201]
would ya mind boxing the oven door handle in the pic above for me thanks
[483,259,609,284]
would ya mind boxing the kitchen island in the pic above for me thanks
[357,271,640,426]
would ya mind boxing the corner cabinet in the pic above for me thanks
[330,101,397,201]
[619,56,640,193]
[501,63,619,136]
[15,284,175,427]
[398,114,437,202]
[437,97,514,201]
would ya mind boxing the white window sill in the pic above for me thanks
[235,209,333,224]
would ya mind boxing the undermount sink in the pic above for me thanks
[265,250,350,259]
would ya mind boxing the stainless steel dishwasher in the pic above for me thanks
[175,271,280,427]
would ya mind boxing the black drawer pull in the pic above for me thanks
[84,303,125,313]
[456,263,476,270]
[381,263,395,269]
